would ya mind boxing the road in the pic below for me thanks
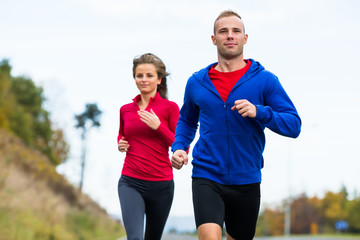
[255,237,360,240]
[117,234,196,240]
[118,234,360,240]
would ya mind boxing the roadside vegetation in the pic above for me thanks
[256,187,360,236]
[0,59,125,240]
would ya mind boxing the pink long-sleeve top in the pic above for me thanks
[117,92,180,181]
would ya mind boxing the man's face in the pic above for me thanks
[211,16,248,60]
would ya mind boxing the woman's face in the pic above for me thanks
[134,63,161,96]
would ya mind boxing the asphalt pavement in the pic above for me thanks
[118,234,360,240]
[117,234,198,240]
[255,237,360,240]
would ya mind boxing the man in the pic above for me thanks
[171,10,301,240]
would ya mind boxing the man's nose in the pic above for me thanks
[227,31,234,39]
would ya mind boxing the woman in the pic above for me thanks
[117,53,179,240]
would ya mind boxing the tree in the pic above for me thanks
[0,59,13,130]
[290,193,324,234]
[256,206,285,236]
[0,59,69,165]
[322,189,348,230]
[347,197,360,232]
[75,103,102,191]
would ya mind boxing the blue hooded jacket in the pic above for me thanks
[172,59,301,185]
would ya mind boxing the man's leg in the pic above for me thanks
[192,178,225,240]
[198,223,222,240]
[226,233,235,240]
[224,182,261,240]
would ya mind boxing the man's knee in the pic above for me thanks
[197,223,222,240]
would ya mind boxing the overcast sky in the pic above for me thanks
[1,0,360,217]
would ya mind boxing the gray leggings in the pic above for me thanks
[118,175,174,240]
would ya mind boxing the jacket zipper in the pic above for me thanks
[224,102,231,184]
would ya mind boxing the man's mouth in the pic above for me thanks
[225,42,236,47]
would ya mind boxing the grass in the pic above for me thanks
[0,129,125,240]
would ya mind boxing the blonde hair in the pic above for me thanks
[213,10,244,34]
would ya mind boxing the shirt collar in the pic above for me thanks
[132,92,161,103]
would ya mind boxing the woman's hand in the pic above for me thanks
[138,109,161,130]
[118,137,130,152]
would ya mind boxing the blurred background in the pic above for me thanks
[1,0,360,239]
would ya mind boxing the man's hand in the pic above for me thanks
[171,149,188,170]
[138,109,161,130]
[231,99,257,118]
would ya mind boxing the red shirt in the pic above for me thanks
[209,60,252,102]
[117,92,179,181]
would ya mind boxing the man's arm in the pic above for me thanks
[255,76,301,138]
[171,77,200,152]
[232,76,301,138]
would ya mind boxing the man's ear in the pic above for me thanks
[244,34,248,44]
[211,35,216,45]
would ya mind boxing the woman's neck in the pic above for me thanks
[138,92,156,110]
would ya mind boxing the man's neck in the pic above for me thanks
[215,55,246,72]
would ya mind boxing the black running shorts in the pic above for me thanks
[192,177,260,240]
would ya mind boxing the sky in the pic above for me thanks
[1,0,360,218]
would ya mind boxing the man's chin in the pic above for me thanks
[221,52,243,60]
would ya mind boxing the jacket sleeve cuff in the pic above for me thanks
[255,105,272,124]
[171,142,187,153]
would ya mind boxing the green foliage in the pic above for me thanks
[322,190,348,226]
[347,198,360,232]
[9,105,34,144]
[75,103,102,133]
[11,76,44,115]
[0,59,69,166]
[0,59,13,130]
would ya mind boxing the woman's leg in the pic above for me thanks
[118,177,145,240]
[143,180,174,240]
